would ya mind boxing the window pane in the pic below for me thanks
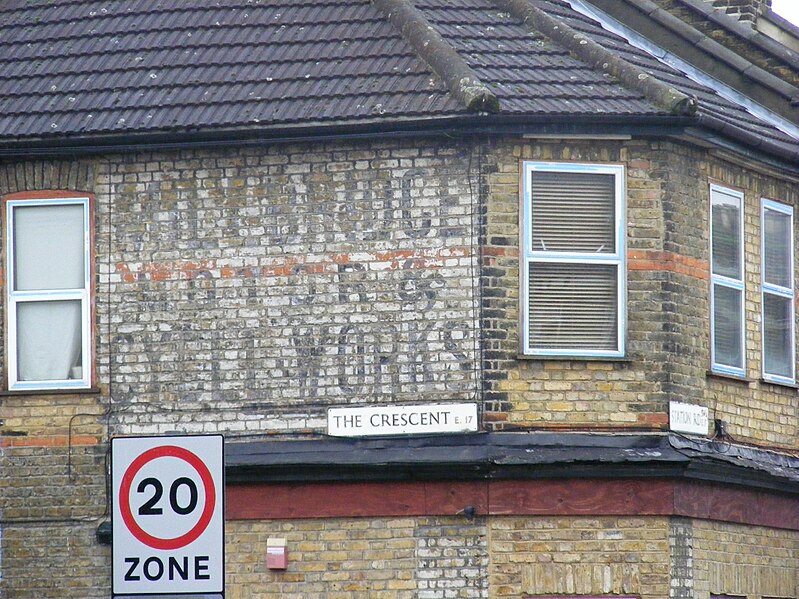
[530,171,615,253]
[529,262,618,350]
[711,193,741,279]
[13,204,85,291]
[17,301,82,382]
[764,293,792,379]
[763,207,791,288]
[713,284,743,369]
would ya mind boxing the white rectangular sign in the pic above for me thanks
[669,401,709,436]
[112,435,224,596]
[328,403,478,437]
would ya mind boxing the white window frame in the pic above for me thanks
[521,161,626,357]
[761,198,795,384]
[709,184,745,377]
[5,196,92,391]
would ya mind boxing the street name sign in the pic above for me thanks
[669,401,709,436]
[112,435,224,597]
[328,402,478,437]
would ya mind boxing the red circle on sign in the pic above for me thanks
[119,445,216,551]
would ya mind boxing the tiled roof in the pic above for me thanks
[421,0,663,115]
[0,0,797,161]
[0,0,459,137]
[582,0,799,135]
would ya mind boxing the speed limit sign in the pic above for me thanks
[112,435,224,597]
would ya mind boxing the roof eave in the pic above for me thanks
[2,112,796,175]
[225,431,799,496]
[0,113,691,158]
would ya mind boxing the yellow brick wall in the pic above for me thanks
[484,139,799,449]
[225,517,488,598]
[222,515,799,598]
[485,140,666,431]
[3,140,798,448]
[703,155,799,448]
[693,520,799,599]
[489,516,672,599]
[2,138,798,599]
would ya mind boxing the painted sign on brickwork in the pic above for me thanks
[112,435,224,597]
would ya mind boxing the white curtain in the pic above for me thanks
[17,301,82,381]
[13,204,84,381]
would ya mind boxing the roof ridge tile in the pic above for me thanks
[373,0,501,113]
[490,0,698,116]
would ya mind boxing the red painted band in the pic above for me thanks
[226,478,799,531]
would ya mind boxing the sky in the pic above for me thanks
[772,0,799,25]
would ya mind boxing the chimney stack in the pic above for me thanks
[703,0,772,24]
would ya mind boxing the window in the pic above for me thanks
[710,184,745,376]
[521,162,625,357]
[761,199,795,383]
[5,194,92,390]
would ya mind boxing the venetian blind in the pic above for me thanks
[529,262,618,350]
[530,171,615,253]
[762,205,793,379]
[763,207,791,288]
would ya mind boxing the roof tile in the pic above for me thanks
[0,0,794,159]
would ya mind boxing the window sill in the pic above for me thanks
[517,353,632,362]
[0,386,102,397]
[758,378,799,391]
[706,370,754,385]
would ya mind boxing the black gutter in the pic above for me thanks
[1,111,797,175]
[694,112,799,164]
[0,113,691,158]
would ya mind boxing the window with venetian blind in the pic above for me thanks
[761,198,794,384]
[5,194,93,390]
[521,162,625,357]
[710,184,745,377]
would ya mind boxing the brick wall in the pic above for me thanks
[670,517,694,599]
[2,135,799,596]
[1,138,797,444]
[490,516,672,598]
[0,139,481,442]
[693,520,799,598]
[482,139,799,447]
[704,153,799,446]
[225,517,488,599]
[99,141,481,436]
[0,444,108,599]
[483,140,667,430]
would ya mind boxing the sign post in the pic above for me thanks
[111,435,224,598]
